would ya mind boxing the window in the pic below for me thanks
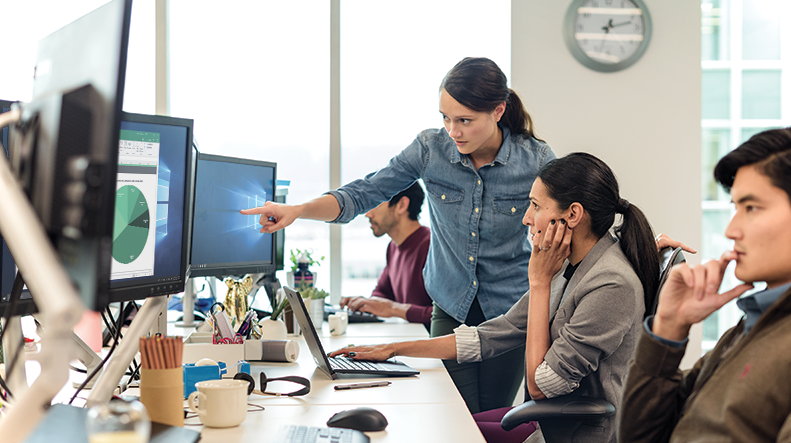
[339,0,511,296]
[168,1,330,288]
[699,0,789,353]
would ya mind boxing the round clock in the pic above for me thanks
[563,0,652,73]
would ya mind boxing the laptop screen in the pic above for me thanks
[283,286,339,379]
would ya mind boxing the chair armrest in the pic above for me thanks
[500,396,616,431]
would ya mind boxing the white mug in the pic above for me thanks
[187,379,248,428]
[328,313,348,336]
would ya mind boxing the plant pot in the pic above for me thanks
[287,271,318,290]
[258,318,287,340]
[307,298,325,327]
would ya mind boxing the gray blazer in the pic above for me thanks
[475,233,644,443]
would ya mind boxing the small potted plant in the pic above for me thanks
[258,290,289,339]
[297,282,329,327]
[287,249,324,287]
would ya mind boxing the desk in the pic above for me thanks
[180,320,485,442]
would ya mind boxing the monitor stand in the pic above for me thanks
[85,295,167,407]
[175,278,197,328]
[70,332,102,389]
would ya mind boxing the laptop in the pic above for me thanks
[283,286,419,379]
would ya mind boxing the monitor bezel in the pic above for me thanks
[189,153,277,278]
[107,111,195,304]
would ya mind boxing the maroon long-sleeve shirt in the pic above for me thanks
[371,226,432,326]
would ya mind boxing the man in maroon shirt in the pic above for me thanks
[340,182,432,329]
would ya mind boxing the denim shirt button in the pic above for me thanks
[511,207,516,213]
[475,207,479,213]
[473,281,477,286]
[469,256,474,262]
[441,194,446,200]
[471,232,476,237]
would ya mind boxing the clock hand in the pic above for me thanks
[601,18,613,33]
[610,20,632,28]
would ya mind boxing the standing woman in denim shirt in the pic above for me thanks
[242,57,556,413]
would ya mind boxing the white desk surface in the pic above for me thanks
[180,320,485,442]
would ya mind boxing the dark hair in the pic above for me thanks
[440,57,539,140]
[389,181,425,221]
[714,127,791,203]
[538,153,659,317]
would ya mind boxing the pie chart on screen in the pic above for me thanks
[113,184,150,264]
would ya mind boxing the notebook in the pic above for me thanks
[283,286,419,379]
[275,425,369,443]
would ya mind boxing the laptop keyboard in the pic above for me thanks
[329,356,387,372]
[280,425,369,443]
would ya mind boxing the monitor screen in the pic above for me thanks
[190,154,276,278]
[108,112,195,302]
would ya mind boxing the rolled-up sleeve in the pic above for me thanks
[454,325,482,363]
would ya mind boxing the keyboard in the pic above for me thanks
[324,306,384,323]
[329,356,388,372]
[278,425,370,443]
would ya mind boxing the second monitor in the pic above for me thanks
[190,154,277,278]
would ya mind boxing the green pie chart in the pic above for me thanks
[113,185,150,264]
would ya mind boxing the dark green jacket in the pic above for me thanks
[619,287,791,442]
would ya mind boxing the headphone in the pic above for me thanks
[233,371,311,397]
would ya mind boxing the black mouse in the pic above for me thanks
[326,407,388,432]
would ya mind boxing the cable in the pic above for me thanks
[0,272,27,400]
[68,302,126,405]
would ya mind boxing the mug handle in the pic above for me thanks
[188,391,207,414]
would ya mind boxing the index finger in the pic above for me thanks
[240,207,265,215]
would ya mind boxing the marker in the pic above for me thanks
[334,381,392,391]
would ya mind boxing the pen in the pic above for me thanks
[334,381,392,391]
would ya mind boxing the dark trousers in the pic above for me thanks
[431,300,525,414]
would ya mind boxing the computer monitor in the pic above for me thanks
[5,0,132,310]
[108,112,195,303]
[190,153,277,278]
[1,99,35,316]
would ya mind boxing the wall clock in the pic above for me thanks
[563,0,652,72]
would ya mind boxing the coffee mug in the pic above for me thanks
[328,313,348,336]
[187,379,248,428]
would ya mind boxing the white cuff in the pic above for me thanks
[535,360,578,398]
[454,325,482,363]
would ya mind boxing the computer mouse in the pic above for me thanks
[326,407,388,432]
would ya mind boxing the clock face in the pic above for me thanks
[564,0,652,72]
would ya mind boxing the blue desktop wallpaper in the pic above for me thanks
[112,120,189,287]
[191,158,275,266]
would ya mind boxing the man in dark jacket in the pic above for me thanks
[619,127,791,442]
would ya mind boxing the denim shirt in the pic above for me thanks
[328,126,555,322]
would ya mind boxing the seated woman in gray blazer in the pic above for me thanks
[330,152,660,443]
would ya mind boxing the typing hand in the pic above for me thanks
[240,201,299,234]
[328,343,395,361]
[341,296,396,318]
[653,251,753,341]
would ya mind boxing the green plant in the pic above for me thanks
[289,248,325,273]
[297,282,330,300]
[269,297,290,320]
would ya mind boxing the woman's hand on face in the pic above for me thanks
[328,343,396,362]
[528,219,572,288]
[240,201,300,234]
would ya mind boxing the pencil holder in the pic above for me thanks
[140,367,184,427]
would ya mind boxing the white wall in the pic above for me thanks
[511,0,702,365]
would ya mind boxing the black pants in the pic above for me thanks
[430,299,525,414]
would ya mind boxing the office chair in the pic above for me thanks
[500,246,686,442]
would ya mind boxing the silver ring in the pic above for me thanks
[539,247,548,251]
